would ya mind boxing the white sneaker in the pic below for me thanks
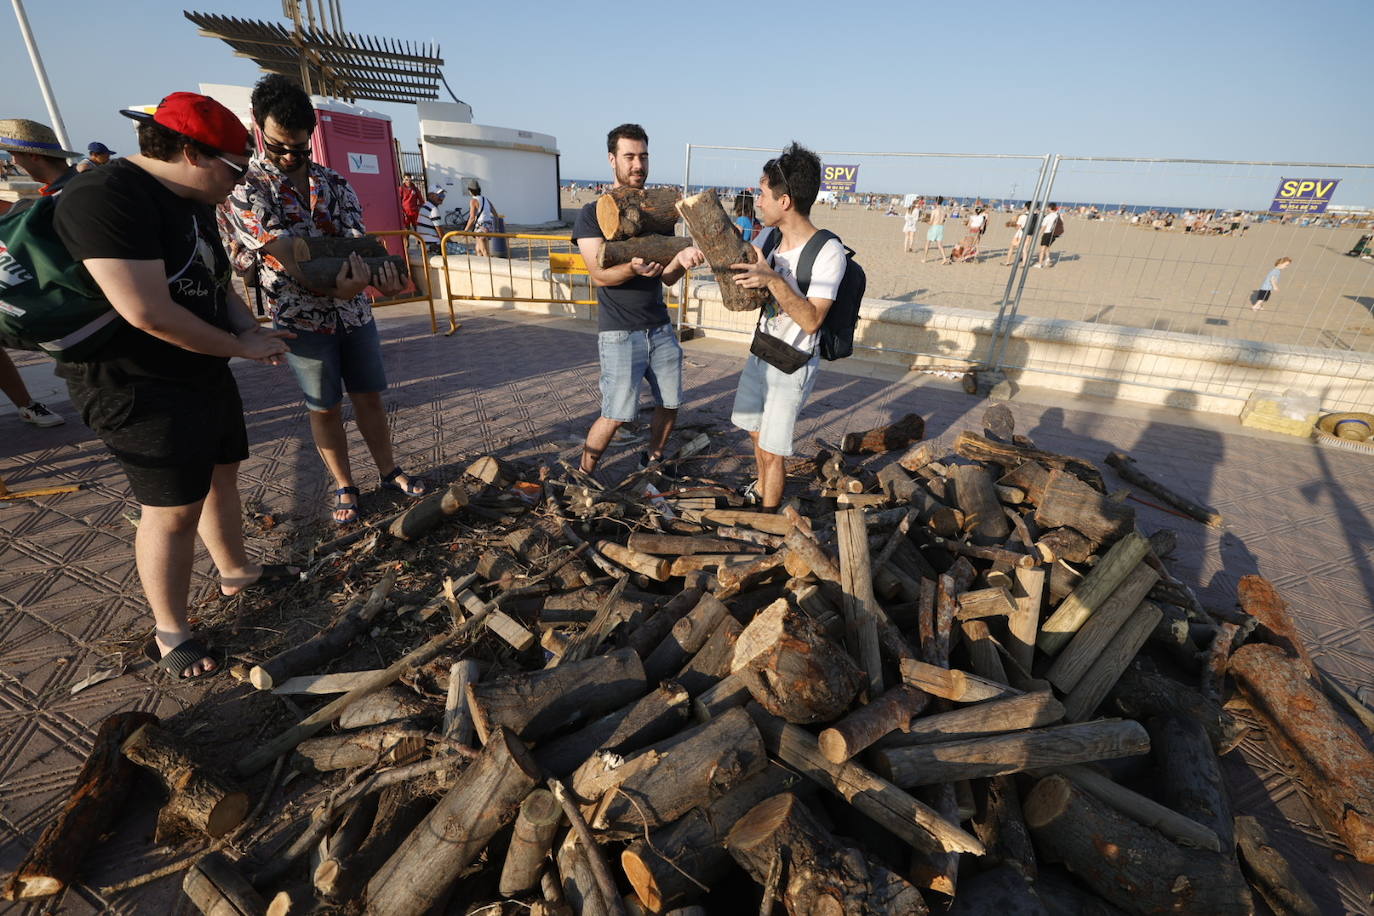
[18,401,64,427]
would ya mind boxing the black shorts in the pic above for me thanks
[1250,289,1271,304]
[65,364,249,507]
[1040,232,1057,247]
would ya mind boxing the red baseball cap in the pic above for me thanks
[120,92,250,156]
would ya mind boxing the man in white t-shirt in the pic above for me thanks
[416,185,445,252]
[1035,202,1063,268]
[729,142,845,512]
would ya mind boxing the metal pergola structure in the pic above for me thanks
[183,7,447,105]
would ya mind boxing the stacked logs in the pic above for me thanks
[10,410,1368,915]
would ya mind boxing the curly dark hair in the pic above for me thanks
[250,74,316,132]
[607,123,647,154]
[137,121,222,163]
[762,142,821,216]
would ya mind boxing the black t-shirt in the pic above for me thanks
[571,202,669,332]
[54,158,233,381]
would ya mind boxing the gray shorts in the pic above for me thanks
[597,323,682,421]
[730,353,818,456]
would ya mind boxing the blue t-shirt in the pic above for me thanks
[1261,268,1281,291]
[571,202,669,332]
[735,215,755,242]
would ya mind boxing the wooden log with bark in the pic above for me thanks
[388,483,470,542]
[726,793,929,915]
[325,786,434,902]
[1,710,157,900]
[251,570,398,690]
[1033,470,1134,547]
[1007,566,1043,673]
[841,412,925,455]
[1148,715,1233,849]
[1230,642,1374,863]
[626,533,765,556]
[591,707,768,832]
[597,187,683,240]
[622,586,702,659]
[1105,450,1223,528]
[365,728,541,916]
[676,189,771,312]
[1045,563,1158,692]
[944,865,1042,916]
[467,647,646,744]
[1233,814,1321,916]
[535,681,690,778]
[953,431,1105,492]
[835,507,884,696]
[1023,774,1252,915]
[1047,764,1219,851]
[643,592,731,683]
[598,235,693,269]
[293,246,408,291]
[818,683,928,763]
[121,723,250,843]
[872,718,1150,788]
[899,658,1015,703]
[952,464,1013,544]
[1034,527,1095,564]
[1037,531,1150,655]
[731,598,863,723]
[970,779,1037,880]
[875,692,1065,749]
[336,685,432,730]
[672,616,742,696]
[1061,601,1163,723]
[565,682,693,793]
[314,794,380,898]
[292,718,430,775]
[499,788,563,896]
[1107,664,1245,755]
[182,851,269,916]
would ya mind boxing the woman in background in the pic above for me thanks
[733,191,761,242]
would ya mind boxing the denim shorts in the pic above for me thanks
[730,352,818,456]
[280,318,388,411]
[597,323,683,422]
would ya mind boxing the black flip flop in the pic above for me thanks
[221,563,302,596]
[144,637,223,681]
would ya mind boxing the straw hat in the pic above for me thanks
[0,119,80,159]
[1316,412,1374,441]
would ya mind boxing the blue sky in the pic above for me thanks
[7,0,1373,205]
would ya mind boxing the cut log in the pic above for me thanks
[1,710,156,900]
[841,412,925,455]
[726,793,929,915]
[1148,715,1233,849]
[314,794,380,898]
[597,541,671,581]
[1034,527,1095,564]
[1023,774,1252,915]
[744,704,984,855]
[713,551,786,596]
[952,464,1012,544]
[909,782,961,898]
[251,570,398,690]
[623,587,702,659]
[692,673,751,722]
[621,763,803,913]
[1033,470,1134,547]
[1235,574,1316,676]
[932,558,976,666]
[121,723,249,842]
[1230,642,1374,863]
[1045,563,1158,693]
[556,574,634,666]
[1061,601,1163,722]
[730,598,862,724]
[1003,566,1041,677]
[899,658,1015,703]
[509,521,589,590]
[466,455,517,487]
[499,788,563,896]
[293,718,429,775]
[668,553,755,576]
[873,719,1150,788]
[292,235,387,260]
[962,620,1010,686]
[297,255,407,290]
[876,692,1065,749]
[566,681,693,794]
[272,670,387,696]
[336,685,431,730]
[597,186,683,240]
[592,707,768,832]
[627,533,764,556]
[835,507,884,696]
[387,483,469,542]
[182,851,269,916]
[467,648,646,744]
[1049,764,1219,852]
[818,684,928,764]
[970,779,1037,880]
[443,659,479,748]
[598,234,693,269]
[953,431,1105,492]
[643,593,730,684]
[535,682,691,779]
[1107,665,1245,756]
[1104,451,1223,528]
[699,509,792,535]
[365,728,541,916]
[1233,815,1322,916]
[1037,531,1150,656]
[322,783,434,902]
[957,586,1019,620]
[676,188,771,312]
[944,865,1044,916]
[672,615,742,696]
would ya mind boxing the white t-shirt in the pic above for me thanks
[416,201,441,245]
[1041,210,1061,235]
[755,227,846,352]
[1016,212,1028,230]
[969,212,986,230]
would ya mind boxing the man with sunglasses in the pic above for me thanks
[219,75,422,527]
[53,92,298,679]
[729,143,845,512]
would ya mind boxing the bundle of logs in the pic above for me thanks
[9,404,1373,916]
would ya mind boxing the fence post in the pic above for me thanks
[989,154,1061,373]
[678,143,693,336]
[985,154,1052,370]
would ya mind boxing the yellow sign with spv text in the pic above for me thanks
[1270,178,1339,213]
[821,164,859,193]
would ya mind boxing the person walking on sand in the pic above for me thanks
[922,196,948,262]
[1251,257,1291,310]
[902,199,920,252]
[1034,203,1063,268]
[1003,201,1034,266]
[464,180,497,257]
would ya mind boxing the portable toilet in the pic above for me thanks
[310,98,403,234]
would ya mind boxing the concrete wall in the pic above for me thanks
[424,257,1374,414]
[418,103,559,226]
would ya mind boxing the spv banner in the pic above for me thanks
[821,164,859,193]
[1270,178,1339,214]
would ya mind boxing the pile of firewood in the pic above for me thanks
[7,404,1374,916]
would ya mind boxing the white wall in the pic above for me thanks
[418,103,560,225]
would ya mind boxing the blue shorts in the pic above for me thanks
[597,323,683,422]
[280,319,388,411]
[927,224,945,242]
[730,353,818,457]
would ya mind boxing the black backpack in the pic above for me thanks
[762,228,865,360]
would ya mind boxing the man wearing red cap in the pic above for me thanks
[53,92,298,680]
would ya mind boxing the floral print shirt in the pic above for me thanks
[217,156,372,333]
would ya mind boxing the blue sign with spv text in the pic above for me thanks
[1270,178,1339,213]
[821,164,859,193]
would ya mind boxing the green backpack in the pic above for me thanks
[0,195,122,361]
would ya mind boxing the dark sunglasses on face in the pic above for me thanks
[263,138,312,158]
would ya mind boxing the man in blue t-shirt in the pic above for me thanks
[571,123,703,474]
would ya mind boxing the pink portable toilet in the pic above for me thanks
[310,99,403,237]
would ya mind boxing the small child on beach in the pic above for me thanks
[1250,257,1291,310]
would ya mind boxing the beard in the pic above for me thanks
[615,165,647,188]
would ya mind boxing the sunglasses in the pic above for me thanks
[763,157,790,200]
[263,138,312,158]
[216,155,248,181]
